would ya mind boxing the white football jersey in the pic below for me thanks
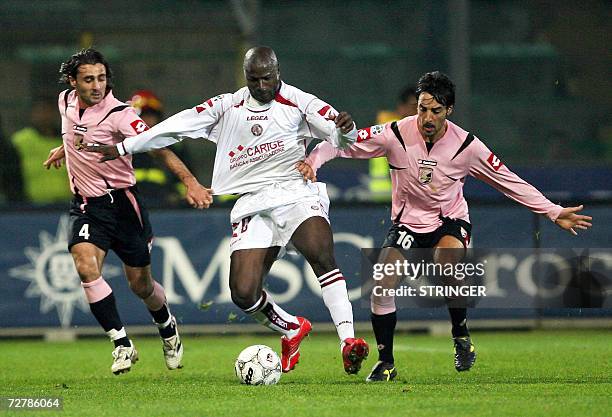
[122,82,357,195]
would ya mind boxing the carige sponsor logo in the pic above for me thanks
[229,140,285,170]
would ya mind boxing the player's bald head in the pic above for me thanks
[243,46,281,103]
[243,46,279,72]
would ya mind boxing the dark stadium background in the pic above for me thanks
[0,0,610,335]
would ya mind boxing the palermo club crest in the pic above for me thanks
[419,167,433,184]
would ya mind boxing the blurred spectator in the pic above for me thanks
[10,99,71,204]
[129,90,187,207]
[376,86,418,125]
[0,113,25,203]
[370,86,418,202]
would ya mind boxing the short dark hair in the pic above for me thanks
[58,48,114,90]
[398,86,417,104]
[416,71,455,108]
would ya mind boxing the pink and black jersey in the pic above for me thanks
[306,116,563,233]
[59,89,148,197]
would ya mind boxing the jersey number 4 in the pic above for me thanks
[79,224,90,240]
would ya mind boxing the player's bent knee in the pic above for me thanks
[71,243,104,282]
[230,286,258,310]
[128,277,153,299]
[434,236,465,264]
[434,249,464,265]
[124,265,154,298]
[231,293,258,310]
[72,257,101,282]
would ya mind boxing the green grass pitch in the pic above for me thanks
[1,329,610,417]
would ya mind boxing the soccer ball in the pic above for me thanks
[234,345,282,385]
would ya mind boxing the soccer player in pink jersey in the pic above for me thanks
[43,48,213,375]
[86,47,370,375]
[299,71,592,381]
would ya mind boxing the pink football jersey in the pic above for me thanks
[306,116,563,232]
[59,89,148,197]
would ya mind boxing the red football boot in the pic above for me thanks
[280,317,312,373]
[342,338,369,374]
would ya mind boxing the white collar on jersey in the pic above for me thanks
[246,94,273,111]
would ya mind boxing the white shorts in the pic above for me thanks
[229,181,330,254]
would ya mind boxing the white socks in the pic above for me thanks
[318,269,354,341]
[244,290,300,338]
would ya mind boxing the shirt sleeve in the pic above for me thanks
[305,123,389,173]
[116,107,150,139]
[468,138,563,222]
[58,90,70,137]
[301,97,358,148]
[122,94,228,154]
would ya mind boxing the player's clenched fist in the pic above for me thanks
[295,161,317,182]
[184,176,214,209]
[330,111,355,134]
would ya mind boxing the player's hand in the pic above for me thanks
[555,205,592,235]
[84,143,120,162]
[295,161,317,182]
[43,145,65,169]
[331,111,355,134]
[184,176,213,209]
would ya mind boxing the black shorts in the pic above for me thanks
[68,186,153,267]
[382,216,472,249]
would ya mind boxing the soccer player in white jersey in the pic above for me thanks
[299,71,592,381]
[43,48,212,375]
[86,46,370,374]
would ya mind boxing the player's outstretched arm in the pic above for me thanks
[43,145,65,169]
[302,98,357,148]
[468,138,591,231]
[305,120,389,173]
[150,148,213,209]
[554,205,593,235]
